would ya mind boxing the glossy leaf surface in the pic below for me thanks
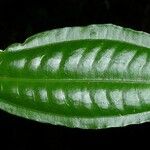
[1,24,150,129]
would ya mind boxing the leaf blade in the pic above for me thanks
[1,24,150,129]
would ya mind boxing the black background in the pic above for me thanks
[0,0,150,149]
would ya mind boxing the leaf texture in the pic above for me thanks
[1,24,150,129]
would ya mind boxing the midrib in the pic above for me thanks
[0,77,149,84]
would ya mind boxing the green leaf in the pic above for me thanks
[1,24,150,129]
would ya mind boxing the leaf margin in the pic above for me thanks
[5,24,150,52]
[0,98,150,129]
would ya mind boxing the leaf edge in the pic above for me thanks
[5,24,150,52]
[0,98,150,129]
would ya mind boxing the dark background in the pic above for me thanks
[0,0,150,149]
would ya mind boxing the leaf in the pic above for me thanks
[1,24,150,129]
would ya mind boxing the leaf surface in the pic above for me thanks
[1,24,150,129]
